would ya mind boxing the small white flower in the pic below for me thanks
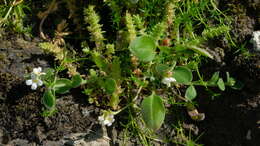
[26,67,45,90]
[162,77,176,87]
[33,67,46,76]
[26,78,43,90]
[98,110,115,126]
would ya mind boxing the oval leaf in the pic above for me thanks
[173,66,193,84]
[104,78,117,94]
[217,78,225,91]
[53,78,72,94]
[185,85,197,101]
[208,71,219,85]
[42,89,56,109]
[129,36,156,62]
[71,74,84,88]
[141,93,165,131]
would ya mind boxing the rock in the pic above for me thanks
[251,31,260,52]
[0,129,3,144]
[6,139,35,146]
[42,140,64,146]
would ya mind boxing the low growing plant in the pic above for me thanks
[26,67,86,116]
[19,0,243,144]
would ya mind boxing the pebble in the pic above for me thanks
[251,31,260,51]
[246,129,252,140]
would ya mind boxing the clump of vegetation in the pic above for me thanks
[0,0,31,33]
[1,0,245,145]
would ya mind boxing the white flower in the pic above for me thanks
[98,110,115,126]
[26,78,43,90]
[162,77,176,87]
[26,67,45,90]
[33,67,46,76]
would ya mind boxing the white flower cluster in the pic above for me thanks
[98,110,115,126]
[26,67,46,90]
[162,77,176,87]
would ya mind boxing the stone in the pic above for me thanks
[252,31,260,52]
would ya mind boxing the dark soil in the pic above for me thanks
[196,0,260,145]
[197,54,260,146]
[0,32,99,145]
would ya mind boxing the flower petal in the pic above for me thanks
[37,67,42,72]
[31,83,37,90]
[26,79,33,85]
[107,122,112,126]
[37,79,43,86]
[162,78,169,85]
[33,68,39,74]
[169,77,176,82]
[98,116,104,121]
[33,67,42,74]
[103,120,110,126]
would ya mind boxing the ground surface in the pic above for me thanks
[0,0,259,145]
[196,1,260,145]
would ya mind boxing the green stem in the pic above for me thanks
[114,102,133,115]
[195,66,207,88]
[4,5,13,20]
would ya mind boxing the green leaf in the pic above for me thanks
[109,93,120,110]
[208,71,219,85]
[154,64,170,77]
[158,46,171,54]
[173,66,193,84]
[42,89,56,109]
[71,74,85,88]
[188,45,214,59]
[53,79,72,94]
[104,78,117,94]
[92,51,108,72]
[131,76,148,87]
[185,85,197,101]
[226,72,236,86]
[129,36,156,62]
[110,58,121,80]
[217,78,225,91]
[141,93,165,131]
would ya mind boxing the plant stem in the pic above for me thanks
[4,5,13,20]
